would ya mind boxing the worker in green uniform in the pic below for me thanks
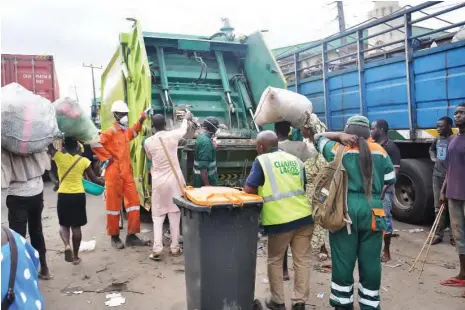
[313,115,396,310]
[193,116,219,187]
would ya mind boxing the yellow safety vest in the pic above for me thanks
[257,151,312,226]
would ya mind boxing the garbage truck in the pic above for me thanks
[274,2,465,224]
[100,18,285,211]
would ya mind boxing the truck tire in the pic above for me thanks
[391,158,434,224]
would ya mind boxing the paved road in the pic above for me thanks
[2,182,464,309]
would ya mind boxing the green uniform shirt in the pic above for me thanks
[315,136,396,208]
[193,132,218,187]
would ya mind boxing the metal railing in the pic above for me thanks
[275,1,465,135]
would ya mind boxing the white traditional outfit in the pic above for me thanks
[144,119,188,254]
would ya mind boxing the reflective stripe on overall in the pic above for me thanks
[257,151,311,226]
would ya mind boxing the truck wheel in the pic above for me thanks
[391,159,434,224]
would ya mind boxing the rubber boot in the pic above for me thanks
[292,303,305,310]
[265,298,285,310]
[111,235,125,249]
[125,234,149,247]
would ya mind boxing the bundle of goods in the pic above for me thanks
[254,87,313,128]
[1,83,58,155]
[54,97,99,143]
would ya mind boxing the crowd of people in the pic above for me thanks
[2,100,465,309]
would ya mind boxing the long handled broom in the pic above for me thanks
[409,203,446,278]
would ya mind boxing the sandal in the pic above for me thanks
[72,257,81,265]
[169,249,183,257]
[440,277,465,287]
[149,252,162,261]
[38,273,53,280]
[318,253,328,262]
[64,246,73,263]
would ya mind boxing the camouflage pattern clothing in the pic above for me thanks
[303,114,329,254]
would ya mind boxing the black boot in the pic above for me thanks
[111,235,125,249]
[125,234,150,247]
[265,298,285,310]
[292,303,305,310]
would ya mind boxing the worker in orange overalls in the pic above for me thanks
[91,100,151,249]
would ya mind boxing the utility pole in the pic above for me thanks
[336,1,346,34]
[336,1,347,54]
[83,64,102,121]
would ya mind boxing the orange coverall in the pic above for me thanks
[92,122,141,236]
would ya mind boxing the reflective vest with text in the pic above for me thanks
[257,151,312,226]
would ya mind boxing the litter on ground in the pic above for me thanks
[79,240,96,252]
[105,293,126,307]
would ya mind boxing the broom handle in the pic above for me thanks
[159,137,185,196]
[418,202,446,278]
[409,203,444,272]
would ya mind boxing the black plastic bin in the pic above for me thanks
[174,196,263,310]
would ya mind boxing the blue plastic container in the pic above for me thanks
[82,179,105,196]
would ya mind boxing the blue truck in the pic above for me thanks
[274,1,465,223]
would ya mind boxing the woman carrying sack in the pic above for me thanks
[48,137,103,265]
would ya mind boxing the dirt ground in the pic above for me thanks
[2,182,464,309]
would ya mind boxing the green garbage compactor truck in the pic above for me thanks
[100,19,286,211]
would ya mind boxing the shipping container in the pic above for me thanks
[274,2,465,224]
[1,54,60,102]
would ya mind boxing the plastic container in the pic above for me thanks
[174,187,264,310]
[82,179,105,196]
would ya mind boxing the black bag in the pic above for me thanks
[1,227,18,310]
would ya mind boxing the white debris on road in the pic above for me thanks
[105,293,126,307]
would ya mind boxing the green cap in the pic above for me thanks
[346,115,370,128]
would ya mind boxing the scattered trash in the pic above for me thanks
[317,292,325,298]
[157,273,165,279]
[443,262,456,270]
[407,229,424,233]
[314,264,332,274]
[79,240,96,252]
[140,229,152,234]
[262,278,269,284]
[105,293,126,307]
[383,263,402,268]
[174,268,185,274]
[381,286,388,292]
[73,291,83,295]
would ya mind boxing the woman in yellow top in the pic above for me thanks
[48,137,103,265]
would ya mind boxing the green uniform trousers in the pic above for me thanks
[329,193,385,310]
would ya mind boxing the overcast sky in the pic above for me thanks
[2,0,463,115]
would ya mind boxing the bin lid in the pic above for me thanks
[183,186,263,207]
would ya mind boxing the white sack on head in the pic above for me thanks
[254,87,313,128]
[1,83,58,155]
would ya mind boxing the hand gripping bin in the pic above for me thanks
[173,186,264,310]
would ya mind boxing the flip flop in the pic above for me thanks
[440,277,465,287]
[64,246,73,263]
[169,249,183,257]
[38,273,53,281]
[149,252,162,261]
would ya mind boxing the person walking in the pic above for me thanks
[429,116,455,246]
[91,100,151,249]
[245,131,313,310]
[275,121,319,281]
[315,115,396,310]
[2,149,52,280]
[48,137,104,265]
[370,119,401,262]
[144,112,192,261]
[440,103,465,298]
[193,117,219,187]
